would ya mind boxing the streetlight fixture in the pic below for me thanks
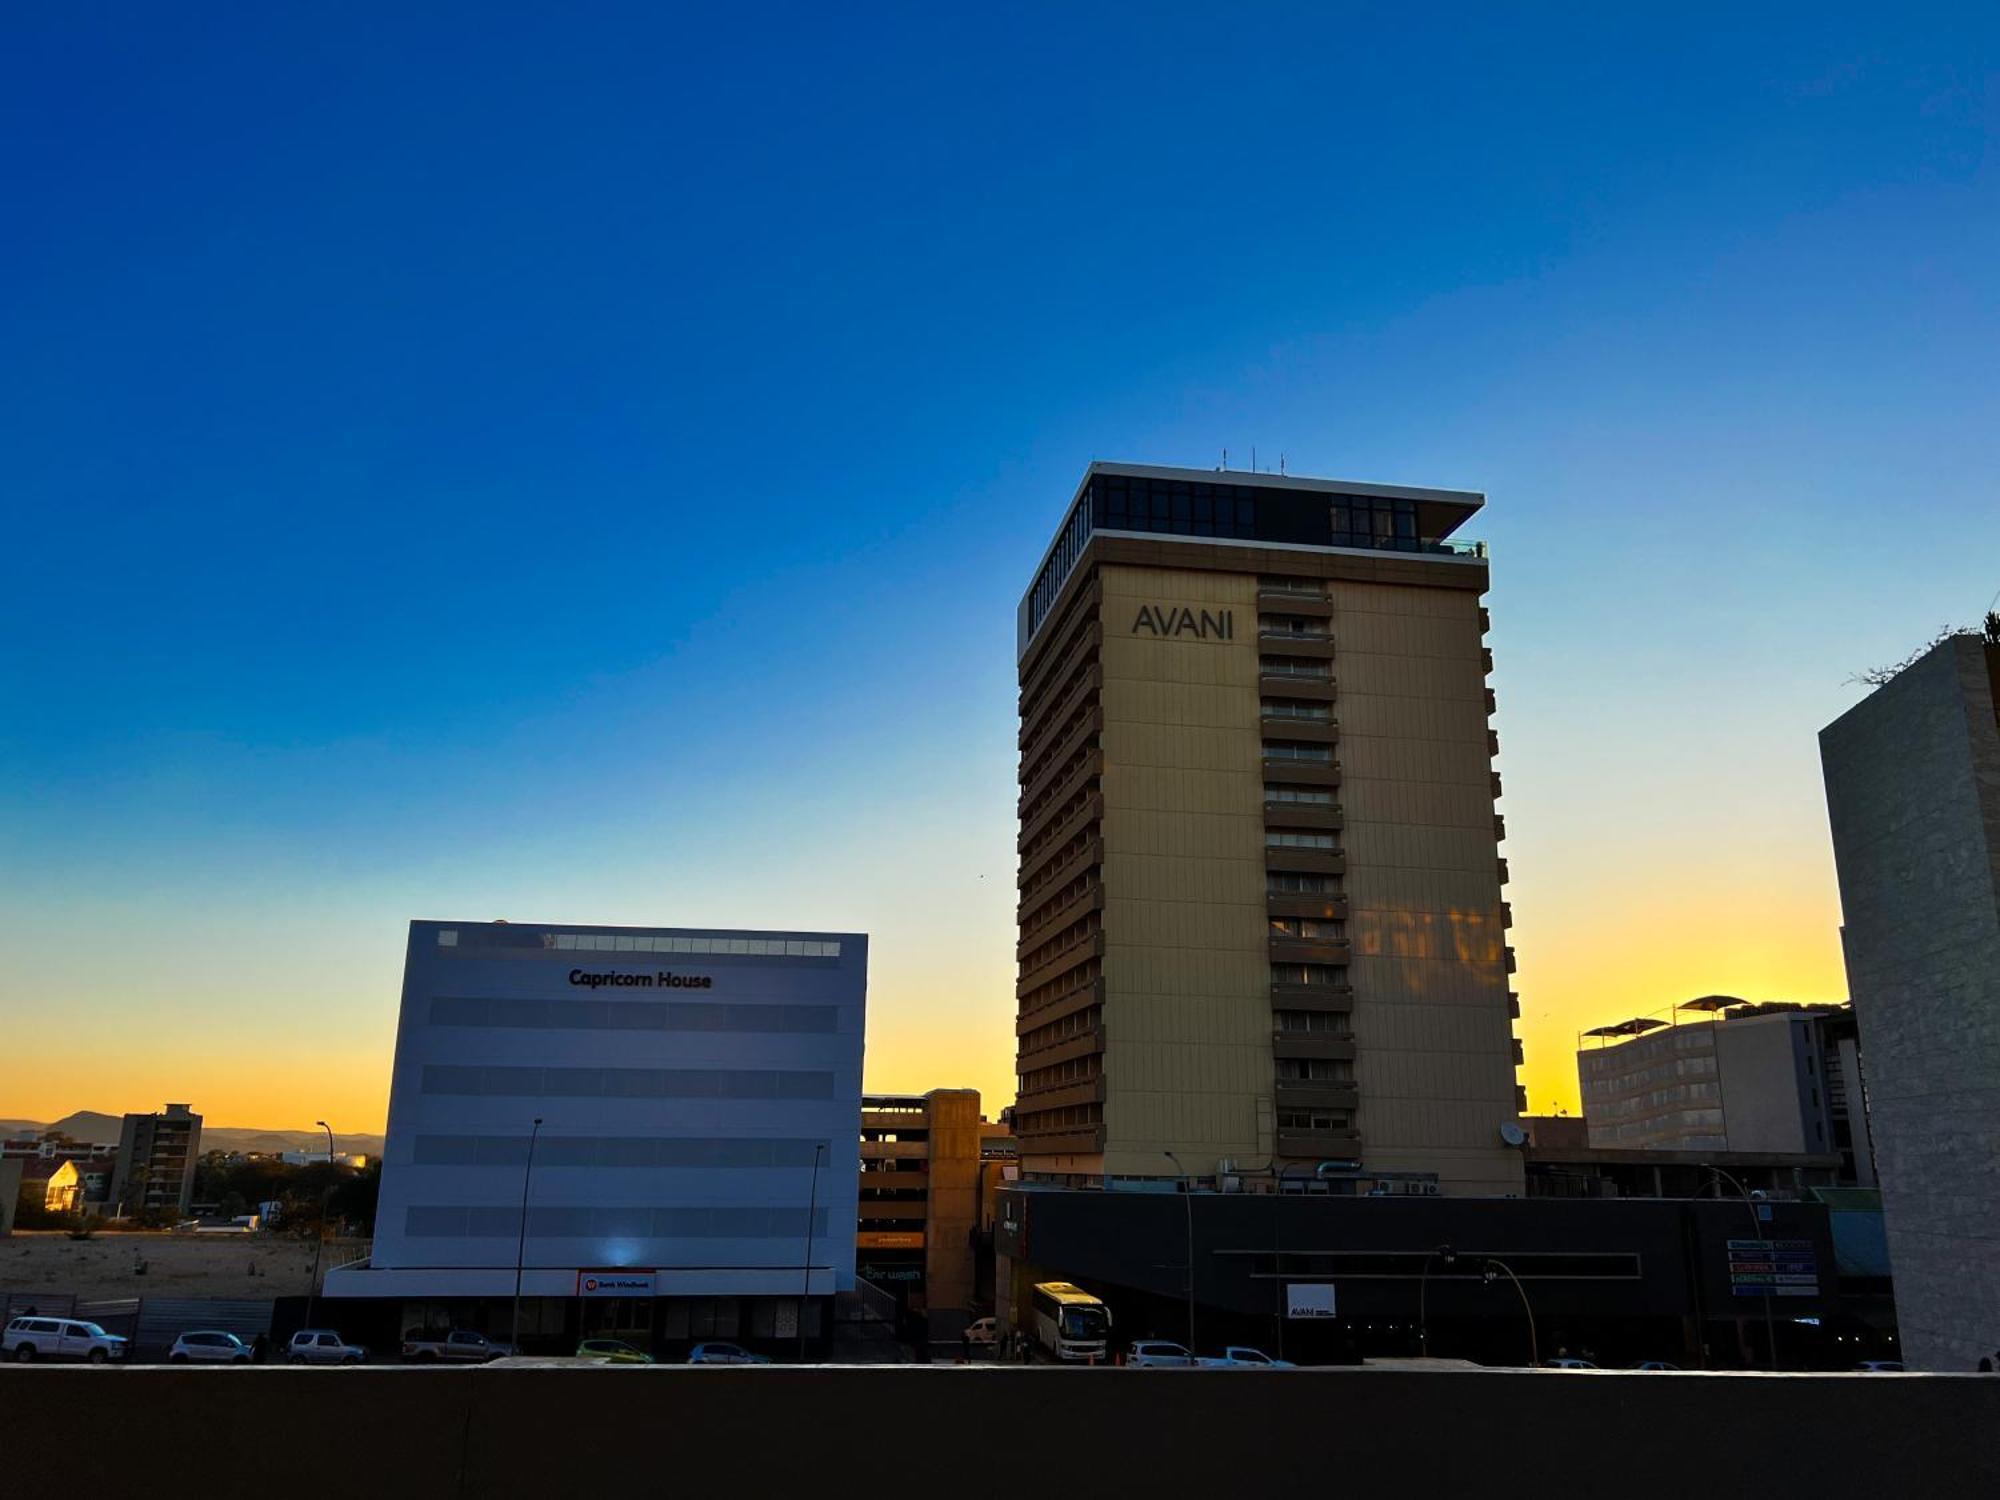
[798,1142,825,1363]
[511,1117,544,1352]
[1163,1151,1197,1353]
[1418,1243,1456,1358]
[306,1120,336,1328]
[1480,1257,1538,1368]
[1701,1163,1779,1370]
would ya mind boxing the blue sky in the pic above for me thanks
[2,4,1995,1127]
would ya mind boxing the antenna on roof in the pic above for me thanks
[1279,453,1286,475]
[1221,448,1228,471]
[1251,445,1257,473]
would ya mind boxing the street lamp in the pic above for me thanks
[306,1121,335,1328]
[511,1118,543,1352]
[798,1142,825,1363]
[1481,1257,1538,1368]
[1701,1163,1779,1370]
[1418,1243,1455,1358]
[1163,1151,1196,1353]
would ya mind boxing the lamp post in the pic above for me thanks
[1163,1151,1196,1354]
[1702,1163,1779,1370]
[1418,1243,1455,1358]
[306,1120,336,1328]
[1481,1257,1538,1368]
[511,1117,543,1352]
[798,1142,825,1364]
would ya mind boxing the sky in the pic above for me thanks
[2,4,1996,1133]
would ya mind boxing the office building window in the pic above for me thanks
[1271,963,1345,987]
[1265,785,1335,805]
[1276,1058,1353,1081]
[1260,656,1330,678]
[1263,742,1333,764]
[1266,831,1338,849]
[1267,873,1340,894]
[1261,700,1332,721]
[1329,496,1419,551]
[1270,917,1344,939]
[1277,1110,1350,1132]
[1274,1010,1349,1034]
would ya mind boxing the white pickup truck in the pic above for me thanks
[1197,1346,1296,1369]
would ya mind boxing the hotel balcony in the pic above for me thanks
[1262,803,1342,831]
[1265,846,1347,877]
[1271,1033,1357,1063]
[1260,759,1341,786]
[1268,936,1352,965]
[1259,674,1338,700]
[1266,892,1350,922]
[1269,981,1355,1012]
[1260,717,1338,743]
[1273,1080,1360,1112]
[1275,1128,1363,1159]
[1255,587,1334,614]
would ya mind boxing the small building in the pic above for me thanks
[37,1161,82,1216]
[858,1090,996,1347]
[1576,1001,1873,1178]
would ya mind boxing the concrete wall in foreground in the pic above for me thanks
[5,1366,1996,1497]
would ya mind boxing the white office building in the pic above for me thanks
[326,920,865,1351]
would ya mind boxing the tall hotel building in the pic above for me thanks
[1014,463,1524,1195]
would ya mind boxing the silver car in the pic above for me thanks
[286,1328,367,1364]
[170,1330,254,1364]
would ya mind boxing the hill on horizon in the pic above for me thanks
[2,1111,385,1158]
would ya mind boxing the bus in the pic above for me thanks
[1029,1282,1112,1363]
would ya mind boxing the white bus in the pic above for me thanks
[1030,1281,1111,1363]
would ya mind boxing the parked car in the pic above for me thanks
[286,1329,367,1365]
[1629,1360,1681,1372]
[170,1331,252,1364]
[1124,1340,1197,1368]
[1197,1346,1296,1369]
[1543,1357,1599,1370]
[1855,1360,1906,1372]
[4,1317,129,1364]
[964,1317,999,1348]
[577,1338,653,1365]
[687,1342,771,1365]
[401,1329,514,1363]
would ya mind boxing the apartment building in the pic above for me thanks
[858,1089,993,1343]
[109,1104,202,1219]
[1014,462,1524,1194]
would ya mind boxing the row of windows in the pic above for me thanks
[438,929,843,958]
[1258,575,1326,597]
[1025,494,1095,644]
[1261,655,1330,678]
[1270,917,1344,939]
[1259,615,1329,639]
[1267,831,1339,849]
[1267,872,1341,895]
[411,1135,831,1169]
[1262,699,1332,721]
[1266,785,1336,805]
[1264,742,1334,764]
[1276,1110,1351,1133]
[421,1065,835,1101]
[1272,963,1347,986]
[428,997,837,1034]
[1329,495,1420,550]
[1277,1057,1354,1081]
[1093,476,1261,539]
[405,1205,832,1239]
[1274,1009,1350,1034]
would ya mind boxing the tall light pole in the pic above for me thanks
[1163,1151,1196,1353]
[511,1117,543,1352]
[798,1142,825,1364]
[306,1120,335,1328]
[1418,1243,1455,1358]
[1481,1257,1538,1368]
[1702,1163,1778,1370]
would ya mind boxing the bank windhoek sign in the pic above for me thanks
[1129,605,1233,640]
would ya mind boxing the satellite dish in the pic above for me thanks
[1498,1122,1527,1148]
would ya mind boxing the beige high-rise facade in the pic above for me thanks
[1014,463,1524,1195]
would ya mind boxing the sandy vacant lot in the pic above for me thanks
[0,1232,370,1303]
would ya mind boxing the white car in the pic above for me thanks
[286,1329,367,1364]
[687,1342,771,1365]
[1125,1340,1197,1368]
[964,1317,998,1348]
[1197,1346,1296,1369]
[4,1316,129,1363]
[1543,1357,1599,1370]
[170,1330,253,1364]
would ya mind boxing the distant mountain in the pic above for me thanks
[5,1112,385,1159]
